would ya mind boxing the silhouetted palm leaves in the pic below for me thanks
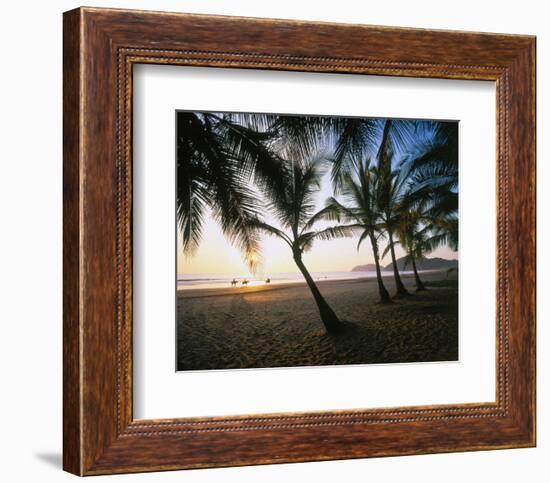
[177,111,459,320]
[400,121,459,249]
[317,159,391,303]
[176,112,289,270]
[319,117,458,298]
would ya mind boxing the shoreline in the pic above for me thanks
[178,269,452,299]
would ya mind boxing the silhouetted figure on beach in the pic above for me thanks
[230,279,238,287]
[242,279,249,286]
[265,278,271,284]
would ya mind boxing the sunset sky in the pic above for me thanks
[177,169,457,277]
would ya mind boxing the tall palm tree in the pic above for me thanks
[316,158,391,303]
[249,157,356,334]
[374,179,410,298]
[328,119,416,297]
[375,120,412,297]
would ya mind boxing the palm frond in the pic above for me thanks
[356,229,371,251]
[301,203,340,232]
[329,118,379,192]
[246,218,294,248]
[313,224,361,241]
[381,238,399,259]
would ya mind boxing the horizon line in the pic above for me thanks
[177,256,458,276]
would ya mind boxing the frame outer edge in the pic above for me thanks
[63,7,84,477]
[502,38,536,444]
[531,36,537,447]
[62,7,537,475]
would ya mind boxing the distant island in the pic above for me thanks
[351,257,458,272]
[350,263,378,272]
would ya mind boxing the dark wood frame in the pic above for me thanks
[63,6,536,476]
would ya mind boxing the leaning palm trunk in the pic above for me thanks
[293,252,343,334]
[369,232,391,303]
[248,157,349,335]
[409,252,427,291]
[388,231,410,297]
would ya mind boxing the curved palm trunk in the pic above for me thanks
[293,253,343,334]
[388,231,409,297]
[410,252,427,291]
[369,232,391,303]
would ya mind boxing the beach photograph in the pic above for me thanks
[176,111,459,371]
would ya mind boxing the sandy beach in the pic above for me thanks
[177,271,458,370]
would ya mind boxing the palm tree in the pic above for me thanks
[176,111,289,270]
[392,120,459,290]
[317,158,391,303]
[328,118,416,297]
[176,112,357,269]
[249,157,356,334]
[395,208,430,291]
[375,120,414,297]
[400,121,459,247]
[376,171,411,297]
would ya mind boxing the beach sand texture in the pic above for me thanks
[177,271,458,371]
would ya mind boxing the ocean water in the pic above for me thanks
[177,270,390,290]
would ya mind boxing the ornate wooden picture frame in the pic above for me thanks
[63,7,536,476]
